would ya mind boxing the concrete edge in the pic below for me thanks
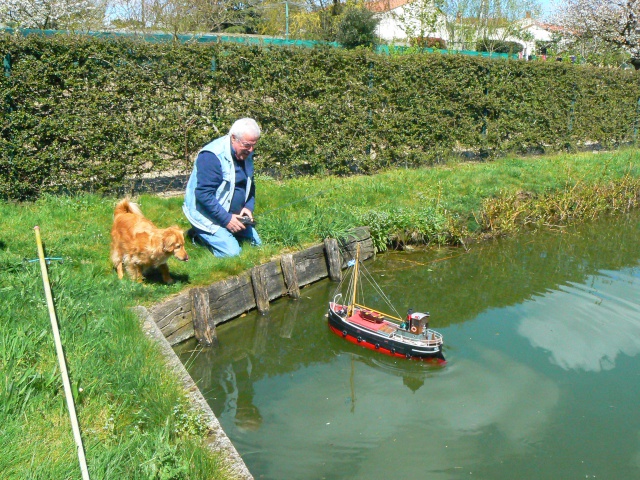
[134,305,254,480]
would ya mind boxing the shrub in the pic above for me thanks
[335,8,379,49]
[1,33,639,200]
[410,36,447,49]
[477,39,523,54]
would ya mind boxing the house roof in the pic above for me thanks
[365,0,412,13]
[530,21,565,33]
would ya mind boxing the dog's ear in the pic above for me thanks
[162,228,184,253]
[162,232,177,253]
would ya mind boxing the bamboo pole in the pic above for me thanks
[33,226,90,480]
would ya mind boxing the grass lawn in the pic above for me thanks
[1,149,638,478]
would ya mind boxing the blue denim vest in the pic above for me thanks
[182,135,254,234]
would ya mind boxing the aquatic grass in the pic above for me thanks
[477,165,640,236]
[308,205,355,241]
[257,210,305,248]
[357,204,454,252]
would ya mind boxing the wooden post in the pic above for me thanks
[190,288,217,346]
[280,253,300,299]
[324,238,342,281]
[251,265,270,314]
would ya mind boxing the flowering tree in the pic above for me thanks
[106,0,257,35]
[555,0,640,68]
[394,0,446,44]
[392,0,540,51]
[0,0,100,29]
[440,0,540,52]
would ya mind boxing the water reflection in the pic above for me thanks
[176,212,640,480]
[518,268,640,372]
[343,350,560,480]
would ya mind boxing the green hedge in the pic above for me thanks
[1,33,639,200]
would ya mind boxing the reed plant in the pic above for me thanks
[1,148,639,477]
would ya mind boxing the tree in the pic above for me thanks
[389,0,539,51]
[0,0,101,29]
[336,6,379,47]
[105,0,259,35]
[393,0,446,44]
[283,0,344,42]
[438,0,540,52]
[555,0,640,69]
[440,0,481,50]
[254,0,311,38]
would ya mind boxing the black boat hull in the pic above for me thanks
[328,308,445,362]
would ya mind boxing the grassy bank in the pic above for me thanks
[1,149,639,478]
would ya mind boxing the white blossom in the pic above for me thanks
[555,0,640,67]
[0,0,96,29]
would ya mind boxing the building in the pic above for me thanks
[366,0,448,45]
[366,0,563,56]
[515,13,565,58]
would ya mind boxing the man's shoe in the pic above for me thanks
[186,228,199,246]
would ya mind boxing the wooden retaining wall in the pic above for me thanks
[149,227,375,346]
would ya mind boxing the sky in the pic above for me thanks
[538,0,558,20]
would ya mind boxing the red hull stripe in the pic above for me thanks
[328,324,445,364]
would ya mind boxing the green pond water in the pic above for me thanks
[176,212,640,480]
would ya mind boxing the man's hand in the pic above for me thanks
[239,207,253,220]
[226,214,247,233]
[227,209,254,233]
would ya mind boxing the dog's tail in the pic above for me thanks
[114,198,144,217]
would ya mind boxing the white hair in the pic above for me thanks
[229,118,261,140]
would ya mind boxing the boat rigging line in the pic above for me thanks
[335,248,404,322]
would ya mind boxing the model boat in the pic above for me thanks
[328,245,445,362]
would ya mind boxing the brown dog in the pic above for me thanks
[110,199,189,284]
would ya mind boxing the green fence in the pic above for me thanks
[2,27,516,59]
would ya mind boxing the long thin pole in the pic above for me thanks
[348,244,360,317]
[285,1,289,40]
[34,226,90,480]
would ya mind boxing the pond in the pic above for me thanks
[176,212,640,480]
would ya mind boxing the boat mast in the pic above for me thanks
[348,244,360,317]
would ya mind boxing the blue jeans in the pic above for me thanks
[190,225,261,258]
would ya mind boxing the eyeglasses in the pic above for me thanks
[234,136,258,149]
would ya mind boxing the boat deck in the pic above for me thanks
[348,312,398,337]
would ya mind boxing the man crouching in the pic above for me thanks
[183,118,262,257]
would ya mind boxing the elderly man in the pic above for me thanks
[183,118,262,257]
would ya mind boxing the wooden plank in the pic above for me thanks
[338,227,375,266]
[207,274,256,325]
[292,244,329,286]
[251,265,270,314]
[149,294,191,330]
[260,260,288,301]
[165,321,197,347]
[324,238,342,281]
[160,309,193,337]
[191,288,218,347]
[154,227,375,344]
[280,253,300,299]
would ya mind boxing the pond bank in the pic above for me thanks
[2,149,639,478]
[175,211,640,479]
